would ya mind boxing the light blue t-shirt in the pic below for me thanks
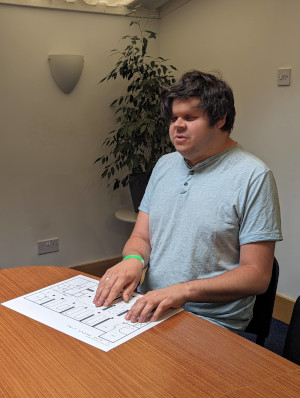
[138,144,282,333]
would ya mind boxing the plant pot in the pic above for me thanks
[129,172,151,213]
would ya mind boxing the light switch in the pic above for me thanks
[277,68,291,86]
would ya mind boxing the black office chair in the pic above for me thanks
[244,257,279,346]
[282,295,300,365]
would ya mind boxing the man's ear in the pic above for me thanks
[216,115,226,129]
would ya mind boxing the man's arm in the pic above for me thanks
[125,241,275,323]
[185,241,275,302]
[93,211,150,307]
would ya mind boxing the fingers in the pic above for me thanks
[93,274,124,307]
[125,285,186,323]
[93,261,143,307]
[125,295,168,323]
[122,281,137,303]
[93,267,184,323]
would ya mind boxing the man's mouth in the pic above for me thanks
[173,134,188,142]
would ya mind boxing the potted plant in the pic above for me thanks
[95,19,177,212]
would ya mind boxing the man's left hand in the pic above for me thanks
[125,284,187,323]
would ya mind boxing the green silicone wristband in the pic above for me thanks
[122,255,146,269]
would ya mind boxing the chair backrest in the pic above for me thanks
[244,257,279,346]
[283,296,300,365]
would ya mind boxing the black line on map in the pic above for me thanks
[117,310,129,316]
[60,306,75,313]
[93,318,113,327]
[80,314,94,322]
[41,299,56,305]
[102,305,115,311]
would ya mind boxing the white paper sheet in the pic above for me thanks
[1,275,182,351]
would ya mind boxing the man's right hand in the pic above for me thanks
[93,258,143,307]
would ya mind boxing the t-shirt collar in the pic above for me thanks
[183,143,240,170]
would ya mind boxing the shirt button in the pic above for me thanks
[190,171,194,175]
[184,182,188,186]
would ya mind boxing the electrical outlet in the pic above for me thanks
[37,238,59,255]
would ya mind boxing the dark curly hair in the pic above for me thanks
[161,70,236,133]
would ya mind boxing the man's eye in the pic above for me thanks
[170,117,177,123]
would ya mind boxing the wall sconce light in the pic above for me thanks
[48,54,84,94]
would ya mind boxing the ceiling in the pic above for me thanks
[87,0,172,10]
[127,0,171,10]
[0,0,181,17]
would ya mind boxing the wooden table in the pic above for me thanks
[1,266,299,397]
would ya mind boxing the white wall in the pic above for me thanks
[160,0,300,300]
[0,4,159,268]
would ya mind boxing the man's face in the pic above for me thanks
[169,97,225,167]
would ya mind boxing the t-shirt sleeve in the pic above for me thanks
[239,169,283,245]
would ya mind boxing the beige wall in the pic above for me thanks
[0,4,159,268]
[160,0,300,300]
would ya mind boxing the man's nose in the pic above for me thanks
[174,117,186,128]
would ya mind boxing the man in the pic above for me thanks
[94,70,282,333]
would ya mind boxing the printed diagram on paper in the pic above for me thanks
[2,275,181,352]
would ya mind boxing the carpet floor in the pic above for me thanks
[241,318,289,356]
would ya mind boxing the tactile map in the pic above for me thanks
[1,275,181,351]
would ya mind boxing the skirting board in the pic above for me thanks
[71,257,295,325]
[273,294,295,325]
[71,256,122,278]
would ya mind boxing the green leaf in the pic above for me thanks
[113,180,120,190]
[140,125,147,133]
[145,30,157,39]
[142,37,148,56]
[130,20,140,26]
